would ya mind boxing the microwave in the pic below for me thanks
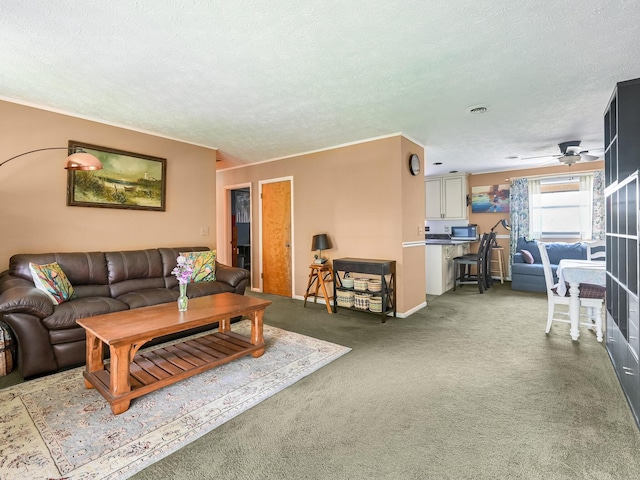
[450,225,478,241]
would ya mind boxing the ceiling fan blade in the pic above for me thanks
[581,153,600,161]
[520,154,561,160]
[565,146,583,155]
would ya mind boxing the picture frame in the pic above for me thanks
[66,141,167,211]
[471,184,510,213]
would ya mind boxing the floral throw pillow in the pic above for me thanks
[180,250,217,282]
[29,262,75,305]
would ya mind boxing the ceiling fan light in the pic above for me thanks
[558,154,580,165]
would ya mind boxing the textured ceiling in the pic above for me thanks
[2,1,640,175]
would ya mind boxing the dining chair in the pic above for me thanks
[453,232,493,293]
[587,240,606,261]
[537,242,604,340]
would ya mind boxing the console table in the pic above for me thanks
[332,258,396,322]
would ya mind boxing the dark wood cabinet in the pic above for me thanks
[604,78,640,427]
[332,258,396,322]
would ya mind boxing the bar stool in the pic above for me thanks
[303,263,334,314]
[490,246,505,284]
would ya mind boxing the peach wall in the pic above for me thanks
[216,135,427,315]
[0,100,218,269]
[468,161,605,254]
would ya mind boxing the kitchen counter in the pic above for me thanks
[425,240,474,295]
[425,239,473,245]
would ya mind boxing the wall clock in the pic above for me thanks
[409,154,420,176]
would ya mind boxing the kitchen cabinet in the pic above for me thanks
[425,242,471,295]
[425,174,468,220]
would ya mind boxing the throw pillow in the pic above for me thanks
[28,262,75,305]
[521,249,534,264]
[180,250,217,282]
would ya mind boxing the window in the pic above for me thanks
[529,174,593,240]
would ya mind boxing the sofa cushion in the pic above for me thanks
[516,238,541,263]
[183,280,235,298]
[546,242,585,264]
[511,262,558,280]
[116,288,179,309]
[10,252,109,286]
[29,262,76,305]
[106,249,165,298]
[43,297,130,330]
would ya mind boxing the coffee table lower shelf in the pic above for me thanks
[83,331,263,414]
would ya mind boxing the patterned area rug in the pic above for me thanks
[0,321,350,480]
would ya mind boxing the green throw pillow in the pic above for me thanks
[29,262,76,305]
[181,250,217,282]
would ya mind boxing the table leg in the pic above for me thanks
[250,308,265,358]
[303,269,316,307]
[219,316,231,333]
[109,344,132,414]
[84,332,104,389]
[318,273,333,314]
[569,281,581,341]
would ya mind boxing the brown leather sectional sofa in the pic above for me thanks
[0,246,250,379]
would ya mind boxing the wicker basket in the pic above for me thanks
[367,279,382,292]
[354,293,372,310]
[336,290,355,308]
[341,277,354,289]
[369,296,382,313]
[354,278,368,291]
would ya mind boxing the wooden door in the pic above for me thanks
[261,180,292,296]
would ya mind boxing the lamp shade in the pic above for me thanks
[311,234,331,251]
[491,219,511,232]
[65,151,103,170]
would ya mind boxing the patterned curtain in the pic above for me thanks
[592,170,605,240]
[509,178,529,265]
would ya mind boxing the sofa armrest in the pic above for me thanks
[0,286,54,319]
[513,253,525,264]
[215,263,250,288]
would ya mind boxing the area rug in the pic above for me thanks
[0,321,350,480]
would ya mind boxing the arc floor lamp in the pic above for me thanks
[0,147,103,171]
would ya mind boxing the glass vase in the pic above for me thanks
[178,283,188,312]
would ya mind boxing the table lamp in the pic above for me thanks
[311,234,331,264]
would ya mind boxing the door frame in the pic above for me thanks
[222,182,252,267]
[258,176,295,296]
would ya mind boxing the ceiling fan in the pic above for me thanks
[522,140,602,165]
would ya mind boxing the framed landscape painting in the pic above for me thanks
[66,141,166,211]
[471,184,510,213]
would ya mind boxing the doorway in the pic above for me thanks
[230,187,251,271]
[259,177,293,297]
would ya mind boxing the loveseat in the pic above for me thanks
[511,238,587,292]
[0,246,250,379]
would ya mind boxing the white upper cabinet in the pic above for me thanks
[425,174,468,220]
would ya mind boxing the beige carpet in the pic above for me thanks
[0,321,350,479]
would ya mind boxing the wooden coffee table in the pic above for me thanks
[77,292,271,414]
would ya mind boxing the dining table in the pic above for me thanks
[556,259,606,341]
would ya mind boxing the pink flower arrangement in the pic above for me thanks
[171,255,194,284]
